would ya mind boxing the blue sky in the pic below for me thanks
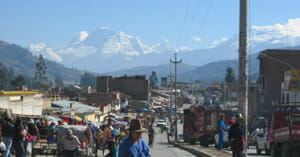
[0,0,300,49]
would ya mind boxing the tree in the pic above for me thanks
[149,71,158,88]
[80,72,96,88]
[225,66,236,83]
[0,62,7,90]
[55,76,64,87]
[34,54,48,90]
[11,75,26,90]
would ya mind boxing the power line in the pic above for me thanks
[176,0,191,47]
[195,0,214,35]
[182,0,201,45]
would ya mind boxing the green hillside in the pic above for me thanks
[0,40,82,84]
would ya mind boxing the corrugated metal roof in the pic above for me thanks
[51,100,99,113]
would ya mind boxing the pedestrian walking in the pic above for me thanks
[118,119,151,157]
[47,122,56,144]
[148,123,155,148]
[62,129,81,157]
[217,115,225,150]
[228,113,245,157]
[27,119,39,141]
[103,118,115,157]
[13,118,26,157]
[2,117,14,157]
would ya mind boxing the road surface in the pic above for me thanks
[145,127,196,157]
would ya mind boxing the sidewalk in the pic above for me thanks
[169,137,231,157]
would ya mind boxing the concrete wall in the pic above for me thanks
[0,94,44,115]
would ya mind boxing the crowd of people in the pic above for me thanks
[217,113,245,157]
[0,116,58,157]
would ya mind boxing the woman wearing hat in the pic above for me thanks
[118,119,150,157]
[228,113,245,157]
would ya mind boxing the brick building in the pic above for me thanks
[161,77,168,88]
[97,76,149,101]
[258,49,300,113]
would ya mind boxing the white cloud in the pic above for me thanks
[100,26,111,30]
[210,37,227,48]
[175,46,192,53]
[44,48,63,62]
[29,43,46,52]
[251,18,300,43]
[271,40,281,44]
[193,36,202,42]
[29,43,63,62]
[56,46,97,57]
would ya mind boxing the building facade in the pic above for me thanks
[97,76,149,100]
[0,91,44,116]
[258,49,300,113]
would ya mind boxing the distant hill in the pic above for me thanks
[179,54,260,83]
[0,40,83,84]
[106,63,198,79]
[107,54,260,84]
[2,39,298,85]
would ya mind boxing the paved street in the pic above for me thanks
[176,121,270,157]
[145,127,196,157]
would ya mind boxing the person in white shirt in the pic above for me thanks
[62,130,81,157]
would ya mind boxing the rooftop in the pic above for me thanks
[51,100,99,113]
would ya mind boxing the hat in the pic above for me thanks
[128,119,146,132]
[229,120,235,124]
[236,113,243,120]
[66,129,73,135]
[29,119,34,124]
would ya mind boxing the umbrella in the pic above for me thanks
[113,122,127,127]
[46,116,58,121]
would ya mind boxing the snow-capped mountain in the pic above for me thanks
[28,18,300,73]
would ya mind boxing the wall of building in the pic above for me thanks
[97,76,149,100]
[259,49,300,113]
[0,94,44,115]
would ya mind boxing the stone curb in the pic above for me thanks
[171,142,214,157]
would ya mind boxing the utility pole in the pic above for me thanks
[170,53,182,141]
[239,0,248,156]
[167,63,173,144]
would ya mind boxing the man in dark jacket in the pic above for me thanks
[2,118,14,157]
[228,113,244,157]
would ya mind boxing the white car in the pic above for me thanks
[156,119,167,127]
[214,131,230,148]
[255,129,270,155]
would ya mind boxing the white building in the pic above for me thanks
[0,91,44,116]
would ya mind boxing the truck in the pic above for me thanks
[267,107,300,157]
[183,105,232,146]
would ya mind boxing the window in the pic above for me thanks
[9,96,23,102]
[287,94,290,104]
[282,94,285,103]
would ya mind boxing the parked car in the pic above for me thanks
[248,129,259,148]
[214,131,230,148]
[255,129,270,155]
[156,119,167,127]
